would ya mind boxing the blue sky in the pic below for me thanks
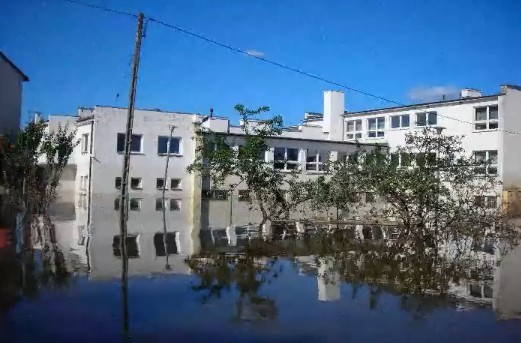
[1,0,520,125]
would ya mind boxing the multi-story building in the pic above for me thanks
[343,85,521,203]
[0,51,29,142]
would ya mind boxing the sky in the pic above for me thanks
[1,0,521,126]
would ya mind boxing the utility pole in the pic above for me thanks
[162,126,176,270]
[119,12,145,259]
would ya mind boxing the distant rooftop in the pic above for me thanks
[344,84,521,116]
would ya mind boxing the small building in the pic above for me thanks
[0,51,29,142]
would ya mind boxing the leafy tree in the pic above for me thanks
[1,122,78,213]
[187,105,316,225]
[324,128,518,259]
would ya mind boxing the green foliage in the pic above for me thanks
[1,122,78,213]
[188,104,313,222]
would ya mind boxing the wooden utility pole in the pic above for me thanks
[119,12,145,266]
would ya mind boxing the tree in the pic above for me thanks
[187,105,316,226]
[325,128,518,260]
[1,122,78,213]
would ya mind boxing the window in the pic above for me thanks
[474,150,498,175]
[367,117,385,138]
[238,145,266,161]
[238,189,251,202]
[115,177,122,189]
[415,152,437,167]
[169,199,181,211]
[156,178,165,190]
[115,197,142,211]
[155,198,165,211]
[158,136,181,155]
[475,196,497,209]
[113,235,140,258]
[390,152,413,168]
[346,119,363,140]
[274,147,299,170]
[78,194,87,210]
[81,133,89,153]
[391,114,410,129]
[77,225,87,245]
[202,190,228,200]
[416,112,437,127]
[474,106,498,130]
[117,133,142,153]
[306,150,328,172]
[130,177,142,190]
[171,178,181,190]
[130,198,142,211]
[154,232,178,256]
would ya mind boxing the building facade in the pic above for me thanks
[343,85,521,196]
[0,51,29,142]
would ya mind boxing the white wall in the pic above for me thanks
[500,86,521,189]
[0,56,25,141]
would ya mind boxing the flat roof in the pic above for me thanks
[0,51,29,81]
[344,94,501,116]
[208,131,387,147]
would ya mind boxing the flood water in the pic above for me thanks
[1,201,521,343]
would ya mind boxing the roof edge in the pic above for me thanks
[0,51,29,81]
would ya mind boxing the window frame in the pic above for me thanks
[473,150,498,175]
[156,178,165,190]
[305,149,329,172]
[157,136,182,155]
[415,111,438,127]
[130,177,143,190]
[238,189,251,202]
[115,177,122,189]
[346,119,363,140]
[202,189,229,201]
[390,114,410,129]
[81,133,89,153]
[474,105,499,131]
[170,178,182,190]
[169,199,181,211]
[367,117,386,138]
[129,198,142,211]
[273,147,300,171]
[117,133,143,154]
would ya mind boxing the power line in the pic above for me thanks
[147,17,521,136]
[57,1,521,136]
[60,0,137,18]
[147,17,404,107]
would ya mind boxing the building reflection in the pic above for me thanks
[10,193,521,321]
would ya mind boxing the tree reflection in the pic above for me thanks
[186,246,280,321]
[188,228,504,317]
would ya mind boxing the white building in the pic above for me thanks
[44,91,377,243]
[343,85,521,201]
[0,51,29,142]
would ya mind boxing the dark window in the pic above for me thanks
[130,177,142,190]
[117,133,142,153]
[115,177,121,189]
[113,235,139,258]
[129,198,141,211]
[238,190,250,202]
[154,232,178,256]
[170,179,181,190]
[156,178,165,190]
[202,190,228,200]
[169,199,181,211]
[155,198,164,211]
[158,136,181,154]
[114,198,120,210]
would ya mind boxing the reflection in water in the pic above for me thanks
[1,196,521,341]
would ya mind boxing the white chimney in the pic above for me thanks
[323,90,345,141]
[460,88,482,99]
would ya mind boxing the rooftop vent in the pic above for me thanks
[460,88,482,99]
